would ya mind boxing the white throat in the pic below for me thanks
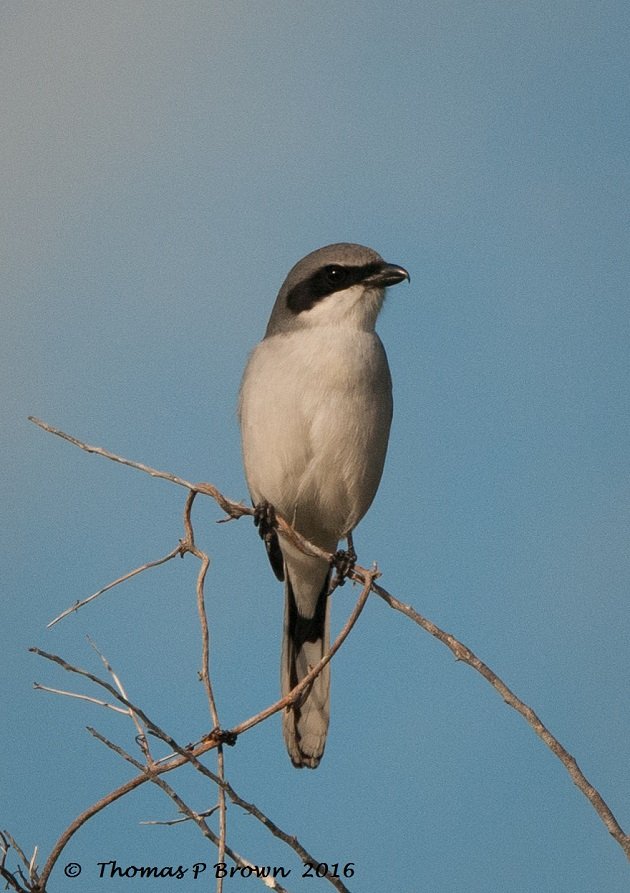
[298,284,385,332]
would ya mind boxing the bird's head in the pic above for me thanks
[265,243,409,336]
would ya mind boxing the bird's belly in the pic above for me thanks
[239,329,392,545]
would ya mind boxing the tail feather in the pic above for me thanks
[281,569,331,769]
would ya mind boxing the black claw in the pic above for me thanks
[254,501,277,542]
[207,727,238,747]
[330,546,357,586]
[253,501,284,581]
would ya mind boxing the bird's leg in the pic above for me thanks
[253,500,278,546]
[253,500,285,581]
[331,532,357,586]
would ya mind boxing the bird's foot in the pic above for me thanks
[207,727,238,747]
[253,500,278,545]
[253,500,284,581]
[330,542,357,586]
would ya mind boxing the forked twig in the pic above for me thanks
[29,571,374,890]
[0,831,37,893]
[87,730,291,893]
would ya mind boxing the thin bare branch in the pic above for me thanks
[47,546,184,628]
[0,861,28,893]
[28,416,329,562]
[27,848,38,882]
[33,682,128,714]
[28,416,251,520]
[30,648,190,761]
[0,831,36,893]
[222,783,350,893]
[140,806,220,826]
[372,581,630,860]
[32,762,155,891]
[230,570,375,740]
[181,490,226,890]
[29,417,199,490]
[182,492,219,725]
[86,637,150,756]
[148,779,290,893]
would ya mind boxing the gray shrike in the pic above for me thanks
[238,243,409,768]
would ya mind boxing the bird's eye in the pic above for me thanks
[324,265,347,285]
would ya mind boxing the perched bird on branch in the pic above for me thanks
[239,243,409,767]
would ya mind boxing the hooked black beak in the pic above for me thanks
[364,262,410,288]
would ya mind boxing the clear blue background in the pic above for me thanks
[2,2,629,891]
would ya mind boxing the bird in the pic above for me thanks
[238,242,409,768]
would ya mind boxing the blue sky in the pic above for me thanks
[2,2,629,891]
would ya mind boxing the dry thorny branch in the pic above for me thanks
[1,418,628,893]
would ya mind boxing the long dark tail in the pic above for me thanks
[281,569,331,768]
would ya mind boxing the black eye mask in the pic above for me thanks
[286,261,385,314]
